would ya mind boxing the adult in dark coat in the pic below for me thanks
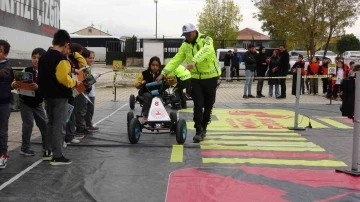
[256,46,267,97]
[278,45,290,99]
[268,49,280,97]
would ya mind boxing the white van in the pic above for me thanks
[216,48,248,77]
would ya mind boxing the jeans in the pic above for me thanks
[243,70,254,96]
[19,102,48,151]
[256,79,264,95]
[65,97,76,141]
[269,84,280,97]
[225,66,231,80]
[75,94,88,132]
[85,96,95,127]
[0,104,10,155]
[45,98,68,158]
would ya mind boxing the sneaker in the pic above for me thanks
[193,134,203,143]
[0,154,9,169]
[20,148,36,156]
[67,138,80,144]
[87,126,99,132]
[248,95,255,98]
[42,150,52,161]
[74,134,85,140]
[243,95,248,98]
[76,129,90,135]
[50,156,72,166]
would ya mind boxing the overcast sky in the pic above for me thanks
[60,0,360,38]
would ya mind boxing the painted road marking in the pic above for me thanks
[206,132,301,136]
[170,145,183,162]
[182,108,328,130]
[204,135,307,141]
[317,118,352,129]
[182,109,352,130]
[201,145,325,152]
[202,157,347,167]
[201,151,335,159]
[201,140,316,146]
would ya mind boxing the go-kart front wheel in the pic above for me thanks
[127,111,134,128]
[128,118,141,144]
[170,112,177,134]
[175,119,187,144]
[129,94,136,110]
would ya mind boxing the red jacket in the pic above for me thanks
[307,63,320,75]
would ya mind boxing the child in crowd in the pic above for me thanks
[83,50,100,131]
[11,48,51,160]
[0,40,13,169]
[37,29,80,165]
[307,56,320,95]
[333,61,349,101]
[134,56,161,122]
[65,43,87,145]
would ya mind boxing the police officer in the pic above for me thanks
[156,23,221,143]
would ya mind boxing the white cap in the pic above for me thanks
[181,23,196,37]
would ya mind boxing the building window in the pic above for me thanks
[88,29,92,33]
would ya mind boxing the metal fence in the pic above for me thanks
[105,39,287,65]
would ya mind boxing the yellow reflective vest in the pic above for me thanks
[161,32,221,80]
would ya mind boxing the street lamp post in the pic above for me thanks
[154,0,158,38]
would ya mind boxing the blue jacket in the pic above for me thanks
[232,52,242,65]
[0,60,13,104]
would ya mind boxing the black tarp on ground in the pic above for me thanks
[1,101,360,202]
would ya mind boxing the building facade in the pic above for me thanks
[72,25,111,36]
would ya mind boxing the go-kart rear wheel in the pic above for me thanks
[129,94,136,110]
[128,118,141,144]
[127,111,134,128]
[170,112,177,134]
[175,119,187,144]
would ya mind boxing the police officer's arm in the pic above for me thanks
[161,46,186,76]
[192,36,214,64]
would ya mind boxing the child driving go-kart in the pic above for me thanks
[134,56,162,123]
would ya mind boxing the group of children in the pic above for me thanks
[291,55,357,100]
[0,29,100,168]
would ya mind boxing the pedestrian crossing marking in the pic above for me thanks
[202,158,346,167]
[170,145,183,163]
[206,132,301,136]
[181,109,353,130]
[201,140,316,146]
[317,118,352,129]
[201,145,325,152]
[204,135,306,141]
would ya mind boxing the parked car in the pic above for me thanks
[216,48,248,77]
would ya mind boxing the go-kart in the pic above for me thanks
[127,81,187,144]
[129,79,178,110]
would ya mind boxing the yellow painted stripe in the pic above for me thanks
[170,145,183,162]
[201,140,316,146]
[206,132,301,136]
[201,145,325,152]
[202,158,347,167]
[204,135,306,141]
[318,118,352,129]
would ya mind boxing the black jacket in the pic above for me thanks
[256,53,267,76]
[278,51,290,75]
[19,67,44,108]
[244,51,257,71]
[0,60,13,104]
[224,54,231,66]
[38,49,74,98]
